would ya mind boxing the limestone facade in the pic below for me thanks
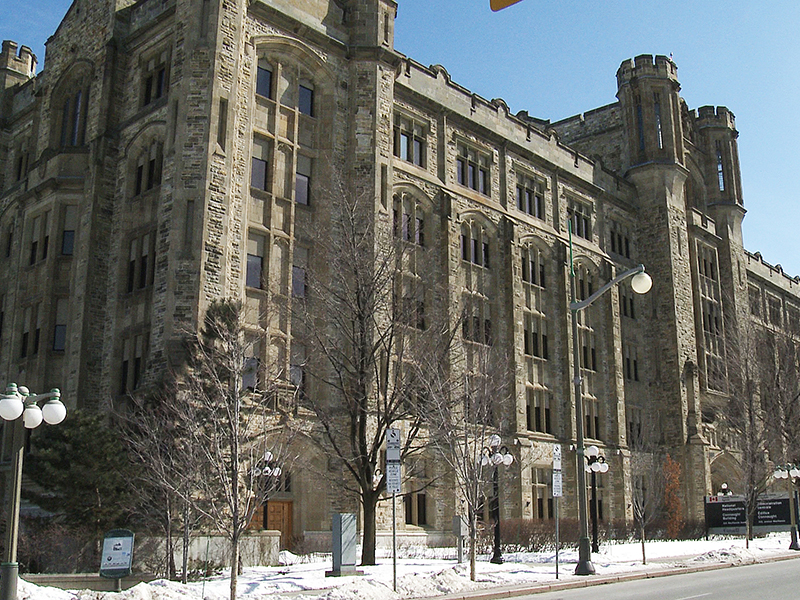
[2,0,799,546]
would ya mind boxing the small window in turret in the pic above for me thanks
[256,63,273,99]
[653,93,663,150]
[715,141,725,192]
[299,83,314,117]
[142,51,170,107]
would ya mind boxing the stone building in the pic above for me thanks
[2,0,799,547]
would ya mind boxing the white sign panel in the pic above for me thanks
[386,428,401,462]
[552,444,562,471]
[386,461,402,494]
[552,470,563,497]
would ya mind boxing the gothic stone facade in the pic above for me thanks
[2,0,799,546]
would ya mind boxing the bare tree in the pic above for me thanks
[415,342,515,581]
[122,299,294,599]
[720,318,772,546]
[628,411,666,564]
[293,172,451,565]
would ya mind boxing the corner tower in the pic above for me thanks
[617,55,708,520]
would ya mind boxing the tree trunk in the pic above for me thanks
[640,523,646,565]
[361,492,378,566]
[182,500,190,584]
[469,515,477,581]
[230,530,239,600]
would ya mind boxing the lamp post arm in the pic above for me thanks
[570,265,646,312]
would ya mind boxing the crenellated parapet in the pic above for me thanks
[0,40,37,80]
[616,54,678,89]
[694,105,736,132]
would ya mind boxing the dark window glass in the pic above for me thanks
[53,324,67,352]
[299,85,313,116]
[256,66,272,98]
[251,157,268,191]
[247,254,263,289]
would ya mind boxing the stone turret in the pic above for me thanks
[1,40,37,120]
[616,54,684,171]
[694,105,743,208]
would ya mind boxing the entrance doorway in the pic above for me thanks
[266,500,293,549]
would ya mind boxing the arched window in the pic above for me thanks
[460,220,490,268]
[51,63,92,149]
[129,138,164,199]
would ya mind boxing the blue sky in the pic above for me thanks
[4,0,800,275]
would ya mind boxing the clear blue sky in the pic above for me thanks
[4,0,799,275]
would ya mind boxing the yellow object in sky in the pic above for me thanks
[490,0,524,11]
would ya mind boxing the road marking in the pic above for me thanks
[675,594,711,600]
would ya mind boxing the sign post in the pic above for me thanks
[386,428,402,592]
[99,529,134,592]
[552,444,562,579]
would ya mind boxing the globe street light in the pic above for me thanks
[584,445,610,553]
[0,383,67,600]
[569,223,653,575]
[773,465,800,550]
[481,434,514,564]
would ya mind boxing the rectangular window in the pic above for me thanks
[292,265,306,298]
[143,53,169,107]
[298,84,314,116]
[456,144,490,196]
[568,203,592,240]
[256,65,273,99]
[126,233,155,293]
[53,298,68,352]
[295,155,312,205]
[21,307,31,358]
[246,233,265,289]
[654,93,663,150]
[532,467,554,520]
[393,115,426,167]
[61,205,77,256]
[716,142,725,192]
[516,178,545,219]
[251,138,271,191]
[29,215,41,266]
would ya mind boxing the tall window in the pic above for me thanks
[624,344,639,381]
[393,195,425,247]
[251,138,271,191]
[295,155,312,205]
[523,312,548,359]
[526,388,552,434]
[516,176,545,219]
[53,299,68,352]
[61,205,77,256]
[126,232,156,293]
[298,83,314,116]
[28,212,50,266]
[568,202,592,241]
[393,114,425,167]
[142,51,169,106]
[521,246,546,288]
[256,63,273,99]
[609,221,631,259]
[460,222,490,268]
[716,141,725,192]
[653,93,663,150]
[133,141,164,197]
[120,334,147,394]
[246,233,266,289]
[462,294,492,346]
[456,144,490,196]
[532,467,554,520]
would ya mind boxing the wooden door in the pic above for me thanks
[266,500,293,549]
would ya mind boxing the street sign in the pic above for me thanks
[386,428,401,462]
[490,0,524,11]
[386,461,402,494]
[552,444,562,471]
[552,470,563,497]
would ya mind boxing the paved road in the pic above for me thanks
[512,559,800,600]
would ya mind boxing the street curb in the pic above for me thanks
[418,552,800,600]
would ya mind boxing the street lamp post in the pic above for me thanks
[773,465,800,550]
[481,434,514,565]
[0,383,67,600]
[569,224,653,575]
[584,445,609,553]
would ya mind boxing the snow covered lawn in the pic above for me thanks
[18,534,799,600]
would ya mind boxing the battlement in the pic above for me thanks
[0,40,37,78]
[693,105,736,130]
[616,54,678,89]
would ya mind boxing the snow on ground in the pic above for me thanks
[18,534,799,600]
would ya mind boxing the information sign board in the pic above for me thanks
[99,529,134,579]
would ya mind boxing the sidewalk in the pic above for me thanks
[417,551,800,600]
